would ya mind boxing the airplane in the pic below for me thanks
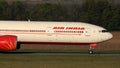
[0,21,113,54]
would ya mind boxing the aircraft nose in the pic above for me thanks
[109,33,113,39]
[101,32,113,41]
[108,32,113,39]
[104,32,113,41]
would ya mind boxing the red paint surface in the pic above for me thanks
[90,43,97,47]
[0,35,17,51]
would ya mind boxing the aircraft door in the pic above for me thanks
[46,27,54,36]
[46,26,57,42]
[85,28,91,36]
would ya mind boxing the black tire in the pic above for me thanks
[89,50,93,54]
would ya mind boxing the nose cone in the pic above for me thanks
[109,33,113,39]
[102,32,113,41]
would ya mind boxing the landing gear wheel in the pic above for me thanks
[89,43,97,54]
[89,50,93,54]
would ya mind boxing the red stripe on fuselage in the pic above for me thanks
[19,41,93,45]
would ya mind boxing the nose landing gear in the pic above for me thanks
[89,43,97,54]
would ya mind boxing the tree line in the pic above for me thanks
[0,0,119,30]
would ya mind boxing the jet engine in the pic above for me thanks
[0,35,19,51]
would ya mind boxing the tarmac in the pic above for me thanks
[0,52,120,56]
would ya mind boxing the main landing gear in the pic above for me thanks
[89,43,97,54]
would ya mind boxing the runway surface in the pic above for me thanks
[0,52,120,56]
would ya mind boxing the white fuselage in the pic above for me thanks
[0,21,113,44]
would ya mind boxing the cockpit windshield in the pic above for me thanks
[102,30,108,32]
[99,30,108,33]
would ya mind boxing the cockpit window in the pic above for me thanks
[99,30,108,33]
[102,30,108,33]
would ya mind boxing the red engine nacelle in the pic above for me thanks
[0,35,18,51]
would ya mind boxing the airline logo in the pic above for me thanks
[53,27,85,35]
[53,27,85,30]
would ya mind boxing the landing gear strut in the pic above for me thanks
[89,43,97,54]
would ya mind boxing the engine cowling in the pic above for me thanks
[0,35,18,51]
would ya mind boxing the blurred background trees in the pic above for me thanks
[0,0,119,30]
